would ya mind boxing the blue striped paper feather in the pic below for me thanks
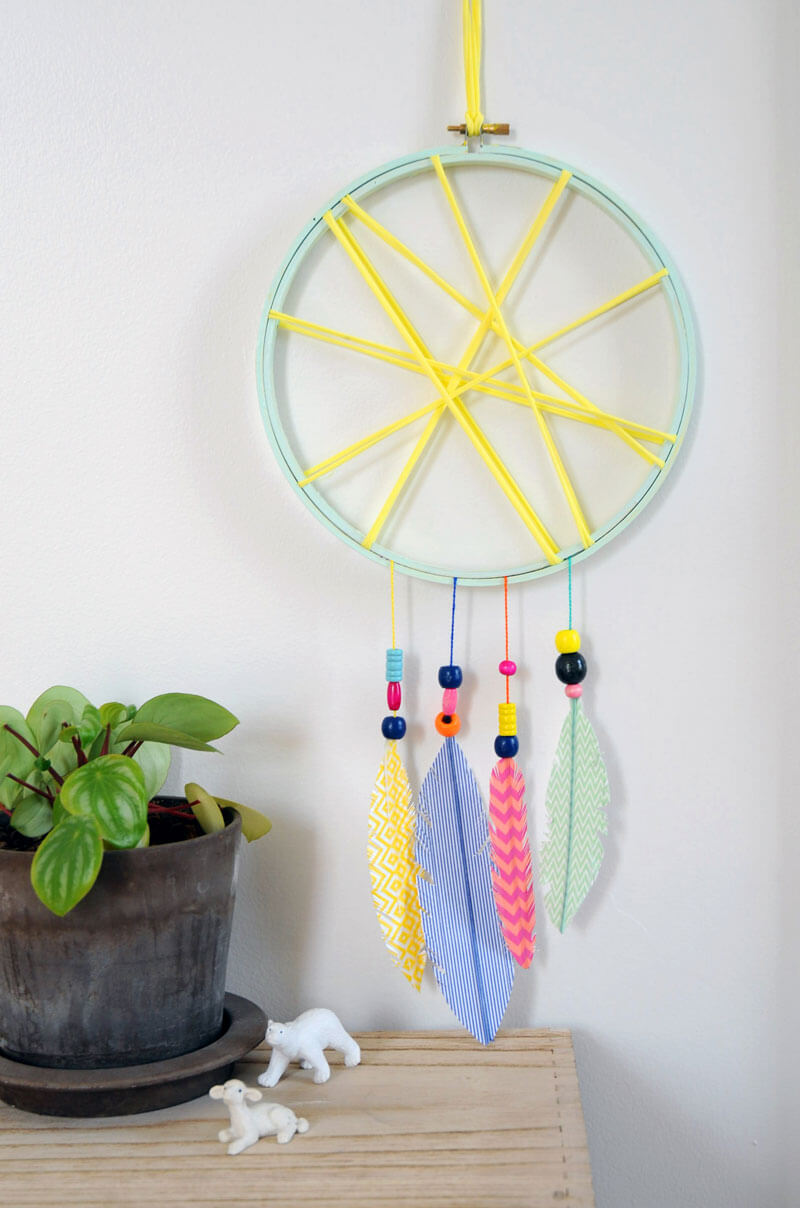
[416,737,515,1045]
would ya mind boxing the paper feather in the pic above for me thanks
[416,737,515,1044]
[368,740,426,990]
[489,758,535,967]
[541,699,609,932]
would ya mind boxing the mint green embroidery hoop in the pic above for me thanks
[256,144,696,587]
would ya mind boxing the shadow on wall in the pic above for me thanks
[226,814,318,1025]
[574,1032,779,1208]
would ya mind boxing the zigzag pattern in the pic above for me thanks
[541,699,609,933]
[367,740,426,990]
[489,758,535,967]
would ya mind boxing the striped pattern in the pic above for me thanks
[416,738,514,1044]
[541,700,609,932]
[30,814,103,916]
[368,741,426,990]
[489,758,535,967]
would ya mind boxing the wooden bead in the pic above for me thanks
[499,659,517,676]
[387,682,402,710]
[438,665,463,689]
[565,684,583,699]
[498,702,517,736]
[442,687,458,713]
[382,715,407,739]
[555,652,587,684]
[385,648,404,681]
[494,734,519,758]
[555,629,580,653]
[435,711,461,737]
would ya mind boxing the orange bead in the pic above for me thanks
[434,711,461,737]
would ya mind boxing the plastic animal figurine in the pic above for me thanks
[258,1007,361,1087]
[209,1078,309,1155]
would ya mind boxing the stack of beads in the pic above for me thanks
[554,629,587,698]
[435,664,462,736]
[495,660,519,758]
[382,647,406,739]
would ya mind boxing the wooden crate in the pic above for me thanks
[0,1029,594,1207]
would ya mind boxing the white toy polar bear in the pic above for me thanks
[209,1079,309,1155]
[258,1007,361,1088]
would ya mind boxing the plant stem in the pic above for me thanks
[147,803,195,820]
[121,740,144,758]
[71,735,88,766]
[7,774,53,802]
[100,724,111,757]
[3,725,40,759]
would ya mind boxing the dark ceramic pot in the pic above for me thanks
[0,802,242,1070]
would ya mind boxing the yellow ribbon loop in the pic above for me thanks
[463,0,484,136]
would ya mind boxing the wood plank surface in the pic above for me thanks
[0,1029,594,1207]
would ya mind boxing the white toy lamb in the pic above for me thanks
[258,1007,361,1088]
[209,1079,309,1155]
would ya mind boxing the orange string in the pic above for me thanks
[504,576,510,703]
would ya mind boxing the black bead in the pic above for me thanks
[438,664,463,688]
[555,652,587,684]
[381,715,407,740]
[494,734,519,758]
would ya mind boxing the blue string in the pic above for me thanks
[568,558,573,629]
[449,577,458,664]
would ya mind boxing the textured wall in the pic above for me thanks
[1,2,792,1204]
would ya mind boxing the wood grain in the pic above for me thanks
[0,1029,594,1207]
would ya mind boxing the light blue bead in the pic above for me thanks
[385,648,403,682]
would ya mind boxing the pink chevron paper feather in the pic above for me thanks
[489,757,535,968]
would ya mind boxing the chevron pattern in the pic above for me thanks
[368,740,426,990]
[489,758,535,967]
[541,699,609,932]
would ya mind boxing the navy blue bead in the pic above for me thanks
[555,652,587,684]
[494,734,519,758]
[438,664,463,688]
[382,715,407,740]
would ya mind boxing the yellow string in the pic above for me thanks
[432,154,593,548]
[390,560,396,647]
[323,211,560,562]
[463,0,484,136]
[341,182,666,469]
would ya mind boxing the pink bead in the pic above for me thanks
[387,682,402,710]
[499,660,517,676]
[565,684,583,699]
[442,687,458,713]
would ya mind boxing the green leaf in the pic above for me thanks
[26,688,91,753]
[52,794,68,825]
[214,796,272,841]
[133,694,239,742]
[131,741,171,799]
[31,815,103,915]
[185,781,225,834]
[61,755,147,848]
[11,794,54,838]
[115,721,218,752]
[57,725,80,744]
[99,702,129,728]
[0,707,38,797]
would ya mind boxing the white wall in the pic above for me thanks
[1,2,792,1204]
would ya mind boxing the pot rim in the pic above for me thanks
[0,802,241,864]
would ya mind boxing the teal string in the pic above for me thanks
[449,577,458,664]
[568,557,573,628]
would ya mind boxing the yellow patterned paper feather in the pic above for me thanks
[368,740,426,990]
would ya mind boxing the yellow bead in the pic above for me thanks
[498,702,517,736]
[555,629,581,653]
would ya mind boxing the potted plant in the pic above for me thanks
[0,686,271,1114]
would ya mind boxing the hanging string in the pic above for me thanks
[462,0,484,136]
[449,577,458,663]
[568,556,573,629]
[503,576,510,703]
[390,560,396,648]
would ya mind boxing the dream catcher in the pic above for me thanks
[257,1,695,1042]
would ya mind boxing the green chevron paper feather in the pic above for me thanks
[541,698,609,932]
